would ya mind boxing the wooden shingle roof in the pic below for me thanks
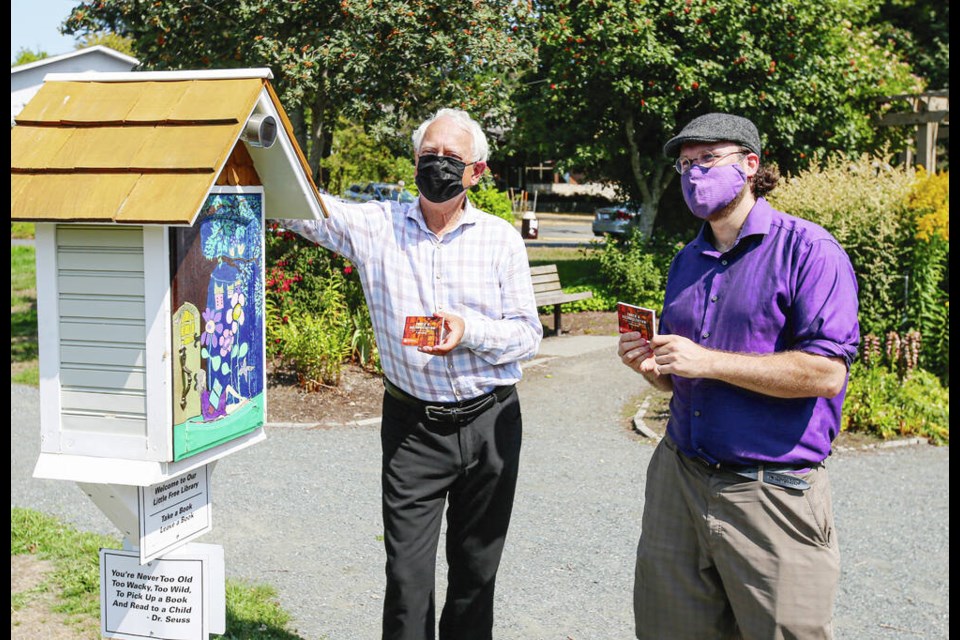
[11,68,325,225]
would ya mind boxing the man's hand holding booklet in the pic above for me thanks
[402,316,445,347]
[617,302,656,340]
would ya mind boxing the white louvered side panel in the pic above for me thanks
[55,225,151,457]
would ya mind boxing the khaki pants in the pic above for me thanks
[634,435,840,640]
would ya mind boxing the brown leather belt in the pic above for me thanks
[383,378,515,424]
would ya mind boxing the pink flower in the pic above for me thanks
[218,329,235,357]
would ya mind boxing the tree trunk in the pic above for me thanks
[309,92,328,189]
[288,106,307,164]
[624,112,674,238]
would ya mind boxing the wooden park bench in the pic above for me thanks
[530,263,594,335]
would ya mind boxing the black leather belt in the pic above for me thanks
[383,378,515,424]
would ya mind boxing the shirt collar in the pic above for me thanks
[692,197,774,253]
[406,196,479,235]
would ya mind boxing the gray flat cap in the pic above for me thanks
[663,113,761,158]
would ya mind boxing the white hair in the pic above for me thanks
[411,108,489,163]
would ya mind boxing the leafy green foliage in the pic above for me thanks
[79,32,136,56]
[843,361,949,445]
[876,0,950,90]
[11,246,39,365]
[265,223,379,391]
[513,0,924,238]
[273,311,353,390]
[468,179,515,224]
[12,47,49,66]
[555,286,617,313]
[902,168,949,383]
[322,118,416,196]
[586,228,667,311]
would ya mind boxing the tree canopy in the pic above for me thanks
[59,0,943,228]
[512,0,925,236]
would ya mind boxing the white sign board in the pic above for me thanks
[138,466,213,564]
[100,543,225,640]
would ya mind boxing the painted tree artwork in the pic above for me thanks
[170,191,265,461]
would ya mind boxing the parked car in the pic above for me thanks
[592,202,642,237]
[342,182,415,204]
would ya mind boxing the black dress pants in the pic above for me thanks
[379,388,522,640]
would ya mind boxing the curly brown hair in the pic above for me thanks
[751,164,780,198]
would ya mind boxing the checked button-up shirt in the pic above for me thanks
[281,195,543,404]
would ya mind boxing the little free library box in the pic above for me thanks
[11,68,326,489]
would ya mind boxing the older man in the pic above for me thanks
[282,108,542,640]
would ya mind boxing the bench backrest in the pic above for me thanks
[530,264,563,296]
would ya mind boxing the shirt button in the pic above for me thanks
[710,295,718,302]
[721,259,728,266]
[702,331,710,338]
[694,410,701,417]
[436,273,441,279]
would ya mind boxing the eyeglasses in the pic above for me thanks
[674,149,747,175]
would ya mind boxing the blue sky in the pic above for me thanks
[11,0,84,64]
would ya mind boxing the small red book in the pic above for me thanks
[402,316,444,347]
[617,302,656,340]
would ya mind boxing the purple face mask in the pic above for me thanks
[680,163,747,219]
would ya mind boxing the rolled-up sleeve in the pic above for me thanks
[792,238,860,367]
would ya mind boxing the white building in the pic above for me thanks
[11,45,139,125]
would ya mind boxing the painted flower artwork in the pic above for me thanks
[201,308,223,348]
[170,191,265,461]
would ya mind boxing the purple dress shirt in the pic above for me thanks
[661,198,860,466]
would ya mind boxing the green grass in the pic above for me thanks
[11,507,310,639]
[11,245,39,378]
[526,244,604,288]
[11,221,36,239]
[11,507,117,621]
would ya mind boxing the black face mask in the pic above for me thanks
[415,154,474,203]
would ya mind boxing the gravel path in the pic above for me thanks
[10,338,949,639]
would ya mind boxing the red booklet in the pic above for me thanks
[402,316,444,347]
[617,302,656,340]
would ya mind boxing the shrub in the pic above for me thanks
[587,226,665,311]
[843,329,948,444]
[264,223,379,391]
[273,311,352,390]
[843,362,949,445]
[901,167,949,383]
[469,179,515,224]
